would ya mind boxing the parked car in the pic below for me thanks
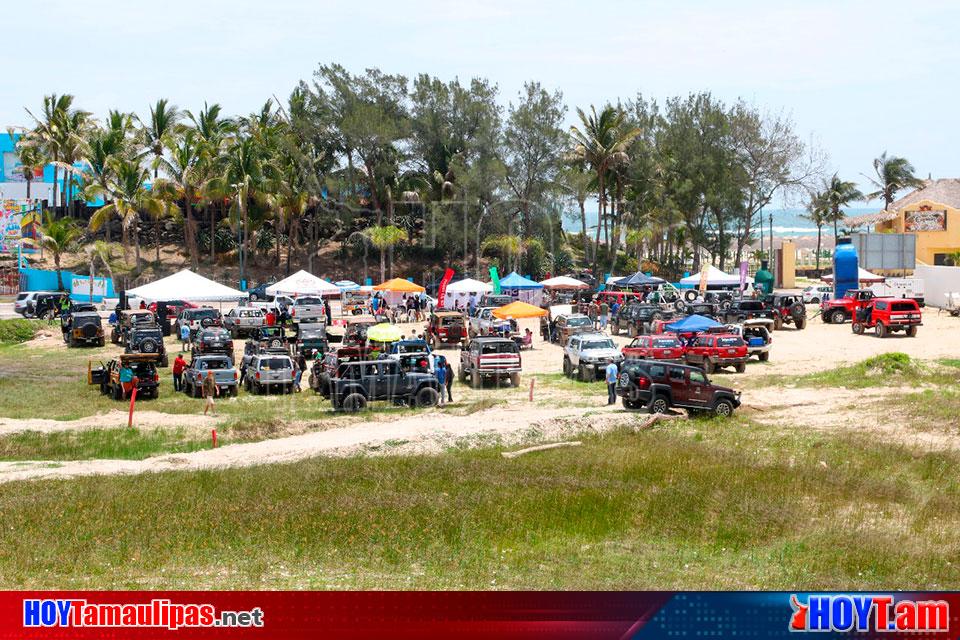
[722,320,773,362]
[717,299,776,325]
[426,311,468,349]
[867,277,925,306]
[610,304,672,337]
[126,324,169,367]
[802,285,833,304]
[550,313,594,344]
[851,298,922,338]
[292,322,328,357]
[15,291,68,318]
[345,318,378,345]
[61,311,105,347]
[182,354,239,397]
[621,334,685,362]
[222,306,266,338]
[176,307,222,337]
[766,294,807,330]
[244,354,296,394]
[112,309,158,346]
[820,289,876,324]
[683,333,748,374]
[458,336,522,388]
[616,360,741,416]
[289,296,326,323]
[147,300,197,320]
[478,294,513,308]
[329,359,441,411]
[192,327,234,356]
[92,354,161,400]
[562,332,624,381]
[246,281,276,302]
[309,345,373,398]
[469,307,506,337]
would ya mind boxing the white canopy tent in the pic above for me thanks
[821,268,884,284]
[266,270,340,297]
[127,269,246,302]
[540,275,590,290]
[443,278,491,309]
[679,265,752,288]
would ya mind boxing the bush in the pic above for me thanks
[0,319,44,344]
[863,352,914,375]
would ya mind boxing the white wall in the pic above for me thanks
[0,182,54,201]
[915,264,960,309]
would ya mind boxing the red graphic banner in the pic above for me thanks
[436,268,455,309]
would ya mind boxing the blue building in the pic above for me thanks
[0,131,97,204]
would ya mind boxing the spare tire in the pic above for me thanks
[719,299,732,311]
[790,302,806,319]
[200,317,214,327]
[82,324,98,338]
[684,290,698,303]
[139,338,158,353]
[270,338,283,349]
[674,300,686,313]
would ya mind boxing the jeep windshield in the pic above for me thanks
[259,358,291,370]
[129,362,157,377]
[480,341,518,355]
[299,327,325,339]
[189,309,219,319]
[565,317,593,327]
[652,337,680,348]
[395,342,428,354]
[582,339,616,350]
[197,357,231,370]
[717,337,745,347]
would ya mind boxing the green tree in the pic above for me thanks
[801,189,830,271]
[40,213,81,290]
[155,129,203,268]
[140,99,181,180]
[22,94,72,212]
[864,152,924,211]
[365,224,406,282]
[8,135,43,199]
[824,174,864,243]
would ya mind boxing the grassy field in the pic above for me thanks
[2,421,959,589]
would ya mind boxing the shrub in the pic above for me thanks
[0,319,44,344]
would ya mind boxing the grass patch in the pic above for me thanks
[749,353,960,390]
[0,428,211,461]
[0,318,52,344]
[2,423,960,589]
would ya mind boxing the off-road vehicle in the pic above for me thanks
[610,304,672,337]
[551,313,594,343]
[292,322,328,357]
[820,289,875,324]
[175,307,222,337]
[112,309,158,346]
[242,326,289,367]
[182,354,239,397]
[17,291,70,319]
[222,306,265,338]
[621,334,685,362]
[91,354,161,400]
[852,298,922,338]
[329,359,441,412]
[126,324,169,367]
[62,311,105,347]
[766,294,807,330]
[289,296,326,323]
[718,320,772,362]
[192,326,234,356]
[425,311,467,348]
[459,336,522,388]
[244,354,296,394]
[683,333,748,373]
[562,332,624,381]
[717,299,776,325]
[616,360,741,416]
[310,345,373,398]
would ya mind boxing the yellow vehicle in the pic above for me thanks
[341,290,372,315]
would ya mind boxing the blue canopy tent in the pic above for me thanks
[665,314,720,333]
[498,271,544,304]
[614,272,666,288]
[334,280,361,291]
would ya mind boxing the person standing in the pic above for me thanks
[172,354,186,392]
[296,353,307,392]
[180,322,191,352]
[588,299,598,330]
[444,359,454,403]
[604,360,619,406]
[324,299,332,325]
[265,309,276,327]
[202,371,219,416]
[435,357,447,407]
[239,359,248,387]
[599,300,610,331]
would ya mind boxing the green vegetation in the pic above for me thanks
[748,353,960,390]
[2,424,959,589]
[0,319,49,344]
[0,428,210,461]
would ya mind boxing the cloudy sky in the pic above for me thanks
[6,0,958,199]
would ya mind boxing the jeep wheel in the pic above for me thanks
[471,370,481,389]
[810,297,820,304]
[683,290,698,303]
[652,311,663,321]
[713,398,735,417]
[510,372,520,387]
[414,386,440,408]
[459,367,468,384]
[562,357,572,377]
[703,358,714,374]
[876,322,887,338]
[111,384,122,401]
[340,393,367,412]
[622,397,641,410]
[270,339,283,349]
[907,325,918,337]
[577,364,587,382]
[649,395,669,414]
[758,351,770,362]
[795,316,806,330]
[719,299,732,312]
[230,386,238,397]
[830,310,846,324]
[193,383,202,398]
[160,354,169,368]
[852,322,864,335]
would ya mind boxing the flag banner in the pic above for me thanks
[739,260,748,292]
[3,591,958,639]
[436,268,455,309]
[490,267,501,295]
[698,264,709,294]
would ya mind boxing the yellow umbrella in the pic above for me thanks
[366,322,404,342]
[492,301,548,320]
[373,278,425,293]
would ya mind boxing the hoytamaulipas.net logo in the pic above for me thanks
[23,598,264,630]
[789,594,948,632]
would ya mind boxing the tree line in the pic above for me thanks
[13,63,926,284]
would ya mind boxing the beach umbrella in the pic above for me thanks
[335,280,361,291]
[540,275,590,290]
[373,277,425,293]
[366,323,404,342]
[492,300,548,320]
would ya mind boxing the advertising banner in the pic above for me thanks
[489,267,501,295]
[739,260,748,292]
[697,264,709,294]
[0,199,41,253]
[71,276,109,299]
[435,268,455,309]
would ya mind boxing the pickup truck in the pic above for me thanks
[290,296,326,323]
[244,354,296,394]
[241,326,289,367]
[562,332,624,381]
[469,307,512,337]
[293,322,328,357]
[717,299,776,325]
[222,306,265,338]
[182,354,239,397]
[329,359,441,411]
[458,337,522,388]
[684,333,748,374]
[820,289,876,324]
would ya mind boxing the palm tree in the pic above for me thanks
[90,158,173,270]
[864,152,924,211]
[22,94,79,213]
[140,99,181,179]
[80,112,135,242]
[54,106,92,217]
[558,164,594,260]
[8,137,43,199]
[801,189,830,271]
[365,225,406,282]
[568,105,641,274]
[83,241,120,302]
[155,129,203,268]
[40,213,81,290]
[187,102,234,263]
[824,174,864,243]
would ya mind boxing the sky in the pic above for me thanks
[5,0,959,204]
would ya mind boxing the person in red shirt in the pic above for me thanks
[265,310,276,327]
[172,353,187,392]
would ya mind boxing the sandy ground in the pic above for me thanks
[0,303,958,483]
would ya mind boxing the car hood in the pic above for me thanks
[580,348,622,359]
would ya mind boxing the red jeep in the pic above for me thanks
[622,334,685,362]
[852,298,922,338]
[684,333,748,374]
[820,289,875,324]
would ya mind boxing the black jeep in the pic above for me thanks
[91,354,161,400]
[125,325,169,367]
[616,359,741,417]
[62,311,105,347]
[611,304,673,337]
[329,359,441,412]
[717,299,776,325]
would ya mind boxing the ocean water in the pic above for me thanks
[562,207,876,237]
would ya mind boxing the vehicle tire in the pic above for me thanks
[111,384,122,401]
[244,379,252,393]
[577,364,587,382]
[68,335,75,348]
[735,362,746,373]
[230,328,238,339]
[471,370,481,389]
[810,297,820,304]
[652,311,663,321]
[231,386,238,397]
[510,372,520,387]
[340,392,366,412]
[876,322,886,338]
[758,351,769,362]
[674,300,686,313]
[907,325,918,337]
[703,358,714,374]
[270,338,283,349]
[562,357,572,377]
[773,315,783,331]
[459,367,468,384]
[321,384,330,399]
[795,316,806,330]
[719,299,732,311]
[414,386,439,408]
[201,318,214,328]
[98,337,105,347]
[140,338,158,354]
[649,395,670,414]
[622,397,640,410]
[852,322,864,335]
[249,294,260,302]
[160,354,169,368]
[193,383,202,399]
[684,289,698,303]
[713,398,735,417]
[830,310,846,324]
